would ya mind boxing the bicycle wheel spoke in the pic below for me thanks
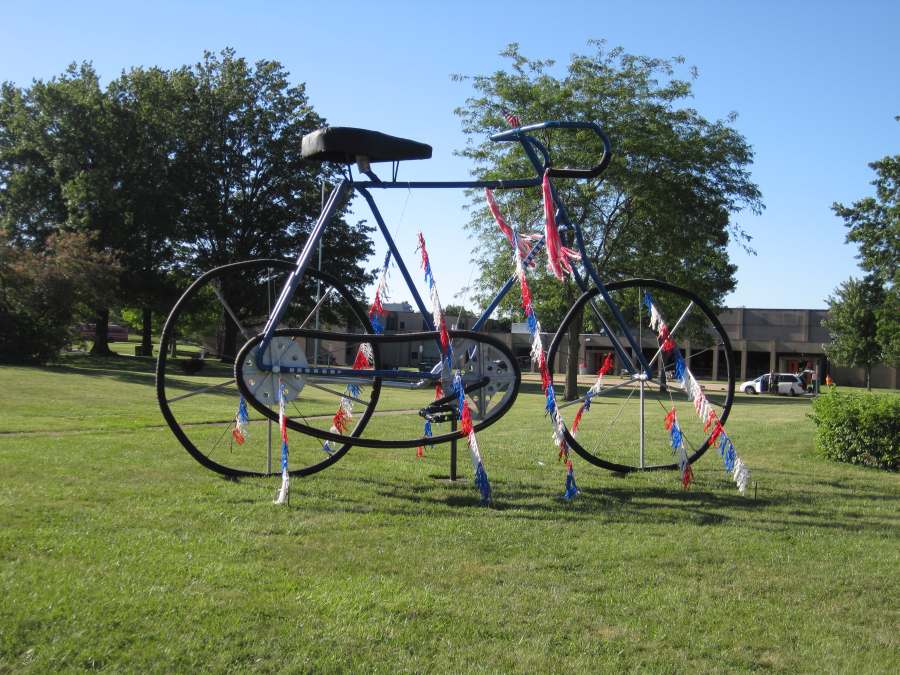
[167,378,237,404]
[299,288,334,329]
[211,280,253,341]
[585,386,637,459]
[557,376,640,411]
[305,381,369,406]
[206,419,238,462]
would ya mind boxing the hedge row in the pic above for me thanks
[809,388,899,471]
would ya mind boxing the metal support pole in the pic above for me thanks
[638,286,645,468]
[639,378,645,468]
[450,416,458,481]
[267,418,272,474]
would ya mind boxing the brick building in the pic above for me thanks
[569,307,897,389]
[376,304,897,389]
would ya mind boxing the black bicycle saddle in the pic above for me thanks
[301,127,432,163]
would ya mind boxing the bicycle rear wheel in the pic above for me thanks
[156,259,380,478]
[547,279,735,473]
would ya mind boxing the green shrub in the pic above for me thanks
[809,388,899,471]
[0,230,119,363]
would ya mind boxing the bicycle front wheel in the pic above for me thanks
[547,279,735,473]
[156,259,380,478]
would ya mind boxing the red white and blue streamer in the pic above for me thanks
[664,407,694,489]
[541,170,580,280]
[643,292,750,493]
[417,381,443,459]
[512,229,579,499]
[682,366,751,493]
[486,190,579,498]
[485,189,533,261]
[571,352,615,436]
[417,233,453,371]
[274,380,291,504]
[231,395,250,445]
[418,233,491,503]
[322,252,391,456]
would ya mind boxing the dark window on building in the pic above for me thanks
[386,314,398,331]
[399,321,405,330]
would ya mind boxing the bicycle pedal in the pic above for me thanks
[418,403,457,419]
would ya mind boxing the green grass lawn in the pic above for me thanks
[1,351,898,672]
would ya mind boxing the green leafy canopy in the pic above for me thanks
[453,41,763,328]
[830,117,899,369]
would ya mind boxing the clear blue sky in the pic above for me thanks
[2,0,898,310]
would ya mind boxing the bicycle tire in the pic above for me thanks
[546,278,735,473]
[156,259,380,478]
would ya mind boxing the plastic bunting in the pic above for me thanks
[417,382,443,459]
[571,352,615,433]
[643,291,751,494]
[417,233,453,369]
[513,228,578,500]
[322,252,391,456]
[485,190,579,499]
[541,170,580,280]
[273,381,290,504]
[485,189,532,260]
[231,395,249,445]
[418,233,491,504]
[664,407,694,489]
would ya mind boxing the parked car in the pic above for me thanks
[740,372,806,396]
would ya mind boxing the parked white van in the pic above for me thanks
[740,373,806,396]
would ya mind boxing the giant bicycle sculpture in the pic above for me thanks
[156,117,750,504]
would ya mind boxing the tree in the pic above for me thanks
[877,285,900,367]
[454,42,763,397]
[823,276,884,390]
[0,229,119,363]
[0,64,124,355]
[832,127,899,367]
[1,50,376,361]
[168,50,374,357]
[105,66,188,356]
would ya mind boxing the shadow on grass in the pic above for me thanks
[217,467,899,536]
[42,354,237,394]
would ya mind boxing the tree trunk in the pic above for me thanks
[564,305,583,401]
[89,307,114,356]
[866,365,871,391]
[222,314,238,364]
[141,306,153,356]
[658,360,668,393]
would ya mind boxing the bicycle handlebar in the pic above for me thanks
[489,120,612,179]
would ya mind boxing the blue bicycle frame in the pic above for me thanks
[254,121,654,381]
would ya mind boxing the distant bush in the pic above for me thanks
[0,230,119,363]
[809,388,899,471]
